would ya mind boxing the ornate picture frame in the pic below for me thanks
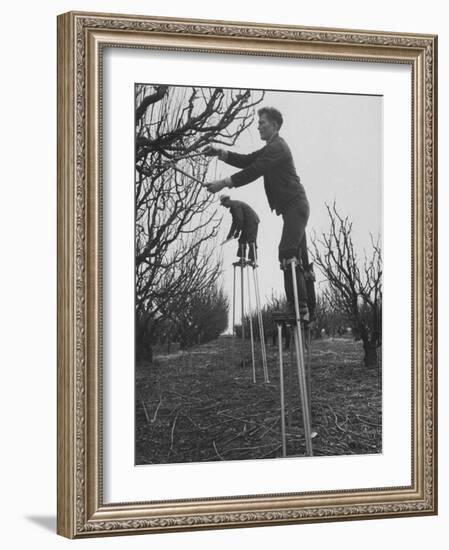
[57,11,437,538]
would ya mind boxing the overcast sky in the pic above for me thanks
[208,89,383,325]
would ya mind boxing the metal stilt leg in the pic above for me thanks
[303,326,317,438]
[246,266,257,384]
[287,324,294,431]
[305,325,312,419]
[289,259,313,457]
[276,322,287,457]
[232,264,236,337]
[252,267,269,383]
[251,244,269,383]
[240,260,245,368]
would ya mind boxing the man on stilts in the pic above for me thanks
[204,106,315,456]
[204,106,311,319]
[219,195,260,263]
[219,194,269,383]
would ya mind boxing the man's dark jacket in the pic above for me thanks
[225,134,308,215]
[226,200,259,240]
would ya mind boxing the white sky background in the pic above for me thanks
[208,89,383,326]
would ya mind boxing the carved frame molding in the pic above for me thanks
[57,11,437,538]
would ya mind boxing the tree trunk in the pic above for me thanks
[362,339,378,367]
[136,314,155,363]
[136,330,154,363]
[136,339,153,362]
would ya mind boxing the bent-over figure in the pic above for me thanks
[220,195,260,262]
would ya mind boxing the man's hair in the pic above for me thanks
[258,107,283,129]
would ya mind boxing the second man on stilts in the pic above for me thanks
[220,195,260,263]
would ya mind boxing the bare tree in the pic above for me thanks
[312,203,382,367]
[135,85,264,360]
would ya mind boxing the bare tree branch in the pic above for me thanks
[135,84,264,360]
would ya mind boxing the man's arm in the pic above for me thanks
[230,204,244,230]
[203,146,262,168]
[223,149,263,169]
[226,205,243,239]
[230,140,286,188]
[204,141,286,193]
[226,220,238,240]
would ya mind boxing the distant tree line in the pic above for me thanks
[137,284,229,360]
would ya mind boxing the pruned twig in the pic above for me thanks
[169,410,180,452]
[212,441,225,460]
[355,414,382,428]
[151,397,163,423]
[257,444,283,459]
[138,389,150,424]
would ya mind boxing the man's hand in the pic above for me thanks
[204,178,230,194]
[203,146,228,161]
[203,145,221,157]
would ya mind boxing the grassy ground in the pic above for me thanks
[135,335,382,464]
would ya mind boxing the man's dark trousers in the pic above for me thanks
[237,222,258,262]
[278,199,310,311]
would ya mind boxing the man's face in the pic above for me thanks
[258,114,278,141]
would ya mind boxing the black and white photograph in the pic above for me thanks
[134,83,383,465]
